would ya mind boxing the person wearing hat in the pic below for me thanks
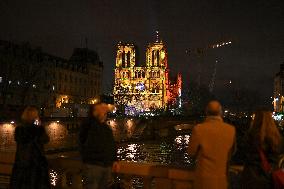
[79,103,117,189]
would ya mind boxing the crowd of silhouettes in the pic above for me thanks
[8,101,284,189]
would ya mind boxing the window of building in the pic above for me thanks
[122,71,129,78]
[152,50,155,66]
[126,52,130,67]
[0,77,2,83]
[152,87,160,93]
[122,52,125,67]
[142,71,145,78]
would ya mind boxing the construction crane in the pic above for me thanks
[185,40,232,55]
[185,40,232,91]
[208,59,218,92]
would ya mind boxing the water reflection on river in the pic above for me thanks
[0,122,76,152]
[0,123,15,151]
[0,122,193,168]
[117,134,194,168]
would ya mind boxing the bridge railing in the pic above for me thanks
[50,158,194,189]
[0,152,243,189]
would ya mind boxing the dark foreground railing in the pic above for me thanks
[0,152,243,189]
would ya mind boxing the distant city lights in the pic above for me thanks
[90,98,98,104]
[49,169,58,186]
[273,112,283,121]
[34,120,40,125]
[212,41,232,49]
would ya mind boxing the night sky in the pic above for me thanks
[0,0,284,105]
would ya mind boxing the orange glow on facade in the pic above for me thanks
[56,95,69,108]
[113,36,182,114]
[0,123,16,150]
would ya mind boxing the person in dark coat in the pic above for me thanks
[10,106,50,189]
[241,110,282,189]
[79,103,117,189]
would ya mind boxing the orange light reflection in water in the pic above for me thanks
[0,123,16,151]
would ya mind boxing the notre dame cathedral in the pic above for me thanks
[113,32,182,115]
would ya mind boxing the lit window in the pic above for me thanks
[8,80,12,84]
[17,81,20,85]
[52,85,55,91]
[0,77,2,83]
[33,84,36,88]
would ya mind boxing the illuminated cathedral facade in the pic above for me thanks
[113,34,182,115]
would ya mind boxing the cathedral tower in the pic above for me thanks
[146,31,168,68]
[116,42,136,68]
[113,32,181,115]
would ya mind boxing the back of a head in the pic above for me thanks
[88,103,100,118]
[88,103,114,122]
[21,106,39,124]
[206,100,222,116]
[251,110,281,152]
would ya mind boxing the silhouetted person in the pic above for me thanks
[241,110,282,189]
[187,100,236,189]
[79,103,117,189]
[10,106,50,189]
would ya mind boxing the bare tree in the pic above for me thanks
[0,42,45,107]
[16,46,44,105]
